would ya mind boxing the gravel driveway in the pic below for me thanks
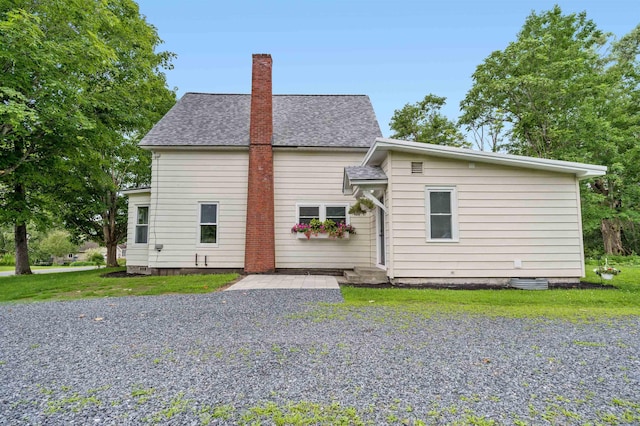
[1,289,639,425]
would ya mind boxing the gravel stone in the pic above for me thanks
[1,289,639,424]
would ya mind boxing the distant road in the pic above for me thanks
[0,266,99,277]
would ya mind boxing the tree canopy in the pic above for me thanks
[390,94,470,148]
[0,0,175,272]
[459,6,640,254]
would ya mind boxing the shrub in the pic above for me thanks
[70,261,96,267]
[0,253,15,266]
[85,249,106,266]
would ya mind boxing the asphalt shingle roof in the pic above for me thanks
[344,166,387,181]
[139,93,382,148]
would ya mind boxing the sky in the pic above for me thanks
[136,0,639,137]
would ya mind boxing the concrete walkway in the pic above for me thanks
[226,274,340,290]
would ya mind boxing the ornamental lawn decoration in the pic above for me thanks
[594,258,621,281]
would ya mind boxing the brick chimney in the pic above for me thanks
[244,54,276,273]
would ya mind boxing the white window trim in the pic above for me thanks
[197,201,219,247]
[134,205,149,245]
[425,186,459,243]
[295,203,351,224]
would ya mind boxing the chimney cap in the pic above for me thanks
[253,53,272,59]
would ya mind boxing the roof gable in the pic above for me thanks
[139,93,381,149]
[364,138,607,180]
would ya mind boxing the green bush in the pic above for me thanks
[591,254,640,266]
[70,261,96,267]
[85,248,105,266]
[0,253,15,266]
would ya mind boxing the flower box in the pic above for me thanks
[296,232,350,240]
[291,219,355,240]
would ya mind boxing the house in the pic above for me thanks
[124,53,606,286]
[59,242,125,264]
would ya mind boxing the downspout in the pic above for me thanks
[386,151,394,279]
[575,177,585,278]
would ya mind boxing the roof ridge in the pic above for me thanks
[184,92,249,96]
[183,92,369,97]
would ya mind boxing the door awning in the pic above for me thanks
[343,166,388,196]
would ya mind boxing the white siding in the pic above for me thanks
[126,192,151,267]
[148,150,248,269]
[274,150,372,269]
[388,153,584,279]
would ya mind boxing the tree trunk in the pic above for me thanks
[14,182,32,275]
[601,218,624,255]
[105,241,118,267]
[14,222,32,275]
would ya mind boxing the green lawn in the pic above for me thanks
[0,265,78,272]
[341,261,640,320]
[0,268,239,302]
[1,261,638,320]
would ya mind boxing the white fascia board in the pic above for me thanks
[348,179,388,186]
[363,138,607,180]
[121,187,151,195]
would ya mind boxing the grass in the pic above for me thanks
[1,260,638,319]
[0,267,239,303]
[0,265,80,272]
[340,260,640,319]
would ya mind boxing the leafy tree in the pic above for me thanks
[460,108,506,152]
[1,1,114,274]
[390,94,470,148]
[460,6,640,255]
[460,6,608,158]
[58,0,175,267]
[38,230,76,260]
[0,226,13,255]
[0,0,174,272]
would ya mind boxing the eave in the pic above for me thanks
[363,138,607,180]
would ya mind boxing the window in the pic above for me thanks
[199,203,218,245]
[425,187,458,242]
[298,206,320,225]
[325,206,347,225]
[296,203,349,225]
[135,206,149,244]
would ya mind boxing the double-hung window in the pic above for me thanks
[425,187,458,242]
[199,202,218,245]
[135,206,149,244]
[325,206,348,225]
[298,206,320,225]
[296,203,349,225]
